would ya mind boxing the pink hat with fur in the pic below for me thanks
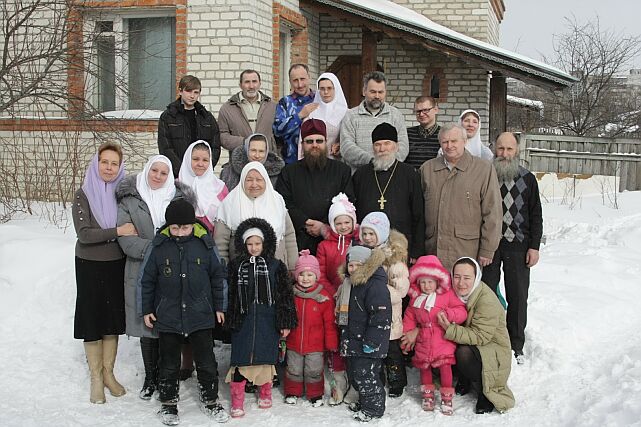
[409,255,451,294]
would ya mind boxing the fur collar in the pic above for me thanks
[337,247,386,286]
[233,217,278,260]
[230,146,285,177]
[382,229,408,267]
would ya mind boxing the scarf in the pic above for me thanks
[294,283,329,303]
[243,133,269,164]
[308,72,348,128]
[81,152,125,229]
[459,109,494,161]
[178,140,226,223]
[237,255,272,314]
[413,292,437,312]
[216,161,287,239]
[136,155,176,229]
[454,257,483,304]
[335,277,353,326]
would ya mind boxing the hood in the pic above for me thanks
[152,221,214,248]
[230,145,285,177]
[337,247,386,286]
[233,217,278,260]
[382,229,408,267]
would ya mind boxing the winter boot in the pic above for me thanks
[329,370,348,405]
[343,385,359,406]
[514,350,525,365]
[440,386,455,415]
[102,335,126,397]
[475,392,495,414]
[83,340,106,404]
[421,384,435,411]
[245,381,257,393]
[230,380,246,418]
[386,363,407,398]
[158,404,180,426]
[201,401,230,423]
[139,337,159,400]
[353,410,372,422]
[284,395,298,405]
[309,396,324,407]
[455,377,470,396]
[257,383,272,409]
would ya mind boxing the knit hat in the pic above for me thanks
[371,122,398,144]
[164,199,195,225]
[409,255,451,294]
[328,193,356,233]
[346,245,372,264]
[359,212,390,246]
[242,227,264,243]
[294,249,321,279]
[301,118,327,140]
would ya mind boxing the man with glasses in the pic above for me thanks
[276,119,353,254]
[406,96,441,169]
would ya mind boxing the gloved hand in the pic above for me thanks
[362,344,375,354]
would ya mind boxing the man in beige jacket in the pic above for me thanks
[419,123,501,271]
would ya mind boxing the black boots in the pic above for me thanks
[140,337,159,400]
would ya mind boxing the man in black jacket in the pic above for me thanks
[157,75,221,177]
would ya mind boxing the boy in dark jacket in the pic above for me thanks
[336,245,391,422]
[141,199,229,425]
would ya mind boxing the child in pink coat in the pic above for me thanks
[401,255,467,415]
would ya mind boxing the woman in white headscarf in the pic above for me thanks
[178,140,229,232]
[215,161,298,271]
[299,72,348,159]
[116,154,194,400]
[459,109,494,161]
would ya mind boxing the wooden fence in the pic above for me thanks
[517,134,641,192]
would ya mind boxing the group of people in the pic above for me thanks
[72,65,543,425]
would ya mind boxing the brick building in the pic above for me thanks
[0,0,574,201]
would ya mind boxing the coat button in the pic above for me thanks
[79,217,83,221]
[181,273,186,278]
[182,303,186,309]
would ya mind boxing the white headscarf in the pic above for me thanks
[459,109,494,161]
[136,155,176,229]
[452,257,483,304]
[178,140,226,223]
[309,72,348,128]
[216,161,287,239]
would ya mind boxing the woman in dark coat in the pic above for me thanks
[220,133,285,191]
[73,142,137,404]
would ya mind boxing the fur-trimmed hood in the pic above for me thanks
[229,145,285,177]
[116,174,197,209]
[338,247,386,286]
[381,229,408,267]
[233,217,278,260]
[409,255,451,294]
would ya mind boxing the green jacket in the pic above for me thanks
[445,282,515,412]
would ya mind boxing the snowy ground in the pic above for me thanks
[1,174,641,427]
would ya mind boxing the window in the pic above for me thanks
[88,11,176,113]
[279,26,292,98]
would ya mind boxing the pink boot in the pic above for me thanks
[421,384,436,411]
[230,380,246,418]
[258,382,272,409]
[440,386,455,416]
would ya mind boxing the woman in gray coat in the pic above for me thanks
[116,154,194,399]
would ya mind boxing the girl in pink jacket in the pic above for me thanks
[401,255,467,415]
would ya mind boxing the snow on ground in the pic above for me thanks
[1,174,641,426]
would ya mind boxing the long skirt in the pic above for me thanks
[74,257,126,341]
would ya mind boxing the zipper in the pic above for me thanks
[250,303,256,364]
[299,299,307,354]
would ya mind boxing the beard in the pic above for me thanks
[365,98,383,110]
[494,156,520,182]
[372,152,397,171]
[302,145,329,170]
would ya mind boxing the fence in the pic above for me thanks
[518,134,641,192]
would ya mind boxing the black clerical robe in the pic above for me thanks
[352,160,425,259]
[276,159,354,254]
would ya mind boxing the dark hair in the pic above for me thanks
[453,258,477,276]
[178,75,201,91]
[239,69,261,83]
[249,134,267,143]
[415,96,437,107]
[362,71,386,89]
[98,142,123,164]
[192,142,210,153]
[288,63,309,77]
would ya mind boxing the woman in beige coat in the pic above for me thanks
[438,257,515,414]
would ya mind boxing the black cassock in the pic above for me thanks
[352,161,425,259]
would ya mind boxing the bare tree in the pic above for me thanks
[541,17,641,136]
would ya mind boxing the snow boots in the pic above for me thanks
[102,335,126,397]
[140,337,159,400]
[440,386,455,415]
[329,370,348,405]
[257,383,272,409]
[421,384,435,411]
[200,401,230,423]
[230,380,246,418]
[158,404,179,426]
[83,340,106,404]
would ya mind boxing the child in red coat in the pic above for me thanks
[401,255,467,415]
[284,250,339,407]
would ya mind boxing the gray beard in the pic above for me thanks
[365,99,383,111]
[372,155,396,171]
[494,156,520,182]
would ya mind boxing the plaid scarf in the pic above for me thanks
[237,255,272,314]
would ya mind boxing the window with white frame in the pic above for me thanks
[279,25,292,97]
[87,10,176,113]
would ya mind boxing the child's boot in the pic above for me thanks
[440,386,455,415]
[257,382,272,409]
[102,335,126,397]
[139,337,159,400]
[421,384,436,411]
[329,370,348,405]
[83,340,106,404]
[158,404,179,426]
[230,380,246,418]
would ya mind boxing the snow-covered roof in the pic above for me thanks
[507,95,544,110]
[308,0,577,88]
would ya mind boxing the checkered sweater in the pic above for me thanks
[499,166,543,251]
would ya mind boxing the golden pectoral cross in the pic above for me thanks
[378,195,386,209]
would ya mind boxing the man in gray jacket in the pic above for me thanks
[217,69,277,153]
[340,71,409,172]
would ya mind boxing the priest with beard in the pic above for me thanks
[352,123,425,262]
[481,132,542,365]
[276,118,353,254]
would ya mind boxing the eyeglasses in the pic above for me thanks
[415,107,436,115]
[303,138,325,145]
